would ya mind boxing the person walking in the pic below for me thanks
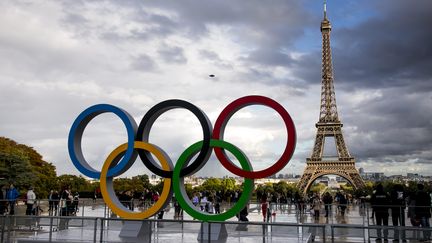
[371,184,390,242]
[415,183,431,242]
[261,197,268,222]
[6,183,19,215]
[390,184,406,242]
[26,186,36,215]
[312,195,321,220]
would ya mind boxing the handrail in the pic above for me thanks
[3,214,432,242]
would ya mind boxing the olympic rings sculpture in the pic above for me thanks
[68,95,296,221]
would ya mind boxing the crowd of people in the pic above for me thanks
[370,183,431,242]
[1,182,431,242]
[257,190,349,222]
[0,183,81,217]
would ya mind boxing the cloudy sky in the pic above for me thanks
[1,0,431,179]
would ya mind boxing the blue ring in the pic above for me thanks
[68,104,137,178]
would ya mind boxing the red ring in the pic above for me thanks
[213,95,296,179]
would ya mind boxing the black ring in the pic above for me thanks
[136,100,212,178]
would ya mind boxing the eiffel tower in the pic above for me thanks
[297,2,365,195]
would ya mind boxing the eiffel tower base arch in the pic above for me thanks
[297,160,365,195]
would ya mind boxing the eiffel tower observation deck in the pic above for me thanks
[297,1,365,195]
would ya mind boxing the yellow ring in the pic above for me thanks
[100,141,172,219]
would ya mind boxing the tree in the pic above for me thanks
[273,181,290,195]
[130,175,151,192]
[16,141,57,198]
[255,183,274,200]
[57,174,90,192]
[201,178,222,192]
[310,183,326,194]
[0,137,50,196]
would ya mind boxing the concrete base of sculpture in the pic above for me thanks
[197,222,228,242]
[119,221,152,242]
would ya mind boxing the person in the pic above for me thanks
[267,201,273,222]
[192,193,199,207]
[390,184,406,241]
[73,192,80,213]
[214,196,221,214]
[52,190,60,216]
[261,197,268,222]
[370,189,376,219]
[200,195,208,212]
[371,184,390,242]
[238,205,249,222]
[61,187,73,216]
[6,183,19,215]
[312,195,321,220]
[48,190,54,213]
[0,185,6,215]
[415,183,431,242]
[407,192,419,227]
[338,193,347,216]
[173,198,183,220]
[323,192,333,218]
[152,191,160,204]
[26,186,36,215]
[206,197,214,214]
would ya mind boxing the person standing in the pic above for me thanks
[312,195,321,220]
[61,187,72,216]
[52,190,60,216]
[415,183,431,242]
[338,193,347,216]
[26,186,36,215]
[192,193,199,208]
[173,197,183,220]
[48,190,54,214]
[6,183,19,215]
[371,184,390,242]
[390,184,406,241]
[323,192,333,218]
[0,185,6,215]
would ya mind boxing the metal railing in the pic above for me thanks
[0,215,326,243]
[1,200,431,242]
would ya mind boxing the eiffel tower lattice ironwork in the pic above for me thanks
[297,2,365,195]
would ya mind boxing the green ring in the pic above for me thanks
[172,139,254,222]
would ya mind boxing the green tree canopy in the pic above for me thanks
[0,137,56,198]
[201,177,223,192]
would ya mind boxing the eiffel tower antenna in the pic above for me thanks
[297,2,365,195]
[324,0,327,19]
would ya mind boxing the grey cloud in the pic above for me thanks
[199,50,221,61]
[130,54,157,71]
[332,0,432,90]
[198,50,233,70]
[342,87,432,164]
[60,1,179,42]
[157,45,187,64]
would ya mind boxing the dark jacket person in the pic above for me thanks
[371,184,390,241]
